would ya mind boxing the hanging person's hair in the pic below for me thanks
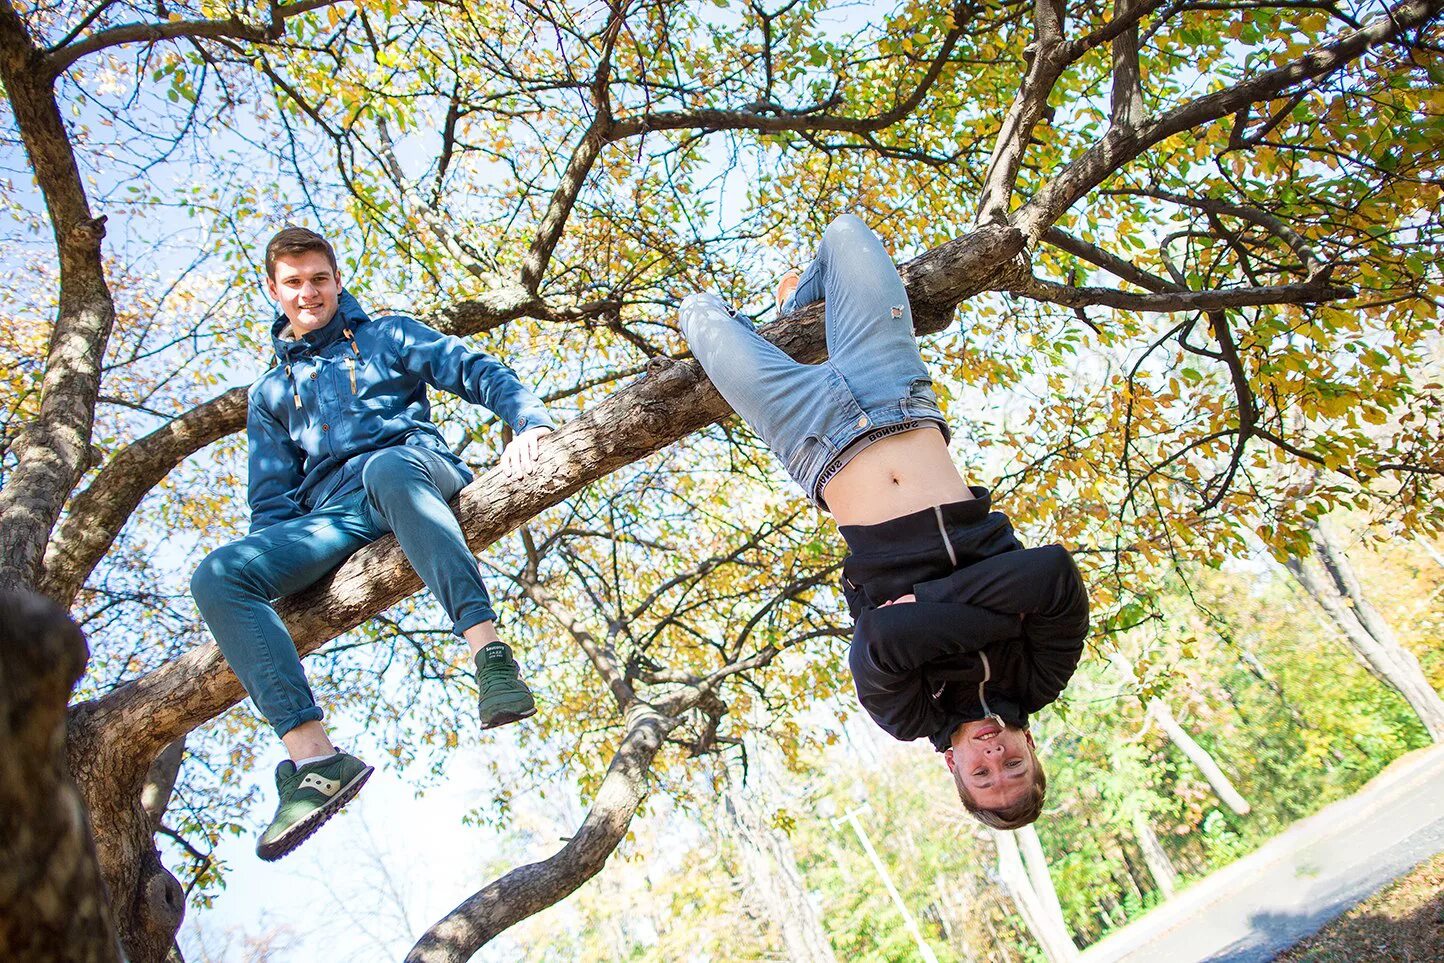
[956,747,1047,830]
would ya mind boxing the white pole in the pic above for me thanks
[835,806,940,963]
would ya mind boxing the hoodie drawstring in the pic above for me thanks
[978,650,1001,725]
[343,329,361,394]
[283,329,366,409]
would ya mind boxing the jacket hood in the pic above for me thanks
[271,290,371,362]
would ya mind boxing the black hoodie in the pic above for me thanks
[841,488,1089,751]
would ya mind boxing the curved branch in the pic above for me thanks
[44,0,343,77]
[39,387,248,607]
[406,705,679,961]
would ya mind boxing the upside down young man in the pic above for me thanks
[191,227,556,860]
[679,214,1089,828]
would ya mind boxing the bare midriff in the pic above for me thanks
[820,425,973,527]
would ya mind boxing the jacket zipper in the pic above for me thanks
[345,357,357,394]
[934,506,958,566]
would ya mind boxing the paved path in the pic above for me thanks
[1078,745,1444,963]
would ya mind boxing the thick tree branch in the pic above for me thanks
[1110,0,1145,128]
[976,0,1068,225]
[39,387,248,607]
[0,4,116,590]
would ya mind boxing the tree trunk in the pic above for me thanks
[0,589,123,962]
[992,830,1078,962]
[1286,521,1444,741]
[1148,699,1252,815]
[1015,825,1075,953]
[1131,813,1177,899]
[0,7,117,591]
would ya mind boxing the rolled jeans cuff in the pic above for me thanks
[272,704,325,740]
[452,601,499,637]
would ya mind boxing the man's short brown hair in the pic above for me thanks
[957,747,1047,830]
[265,226,338,279]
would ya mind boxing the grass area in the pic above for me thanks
[1276,851,1444,962]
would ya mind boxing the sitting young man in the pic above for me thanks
[192,227,555,860]
[679,214,1089,829]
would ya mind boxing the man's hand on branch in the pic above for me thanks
[501,426,553,479]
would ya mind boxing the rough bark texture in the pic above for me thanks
[406,704,679,961]
[39,387,248,606]
[0,589,122,963]
[0,5,118,591]
[1287,522,1444,741]
[1149,699,1252,815]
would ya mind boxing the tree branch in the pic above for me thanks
[1014,0,1444,240]
[405,704,681,961]
[1011,276,1351,312]
[44,0,343,77]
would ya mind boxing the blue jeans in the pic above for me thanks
[192,444,497,737]
[679,214,949,507]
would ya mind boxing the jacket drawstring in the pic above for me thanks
[343,328,361,394]
[282,328,365,408]
[978,650,1001,725]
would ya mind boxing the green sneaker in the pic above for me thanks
[256,751,373,862]
[476,641,537,730]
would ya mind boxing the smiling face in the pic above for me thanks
[945,718,1037,812]
[265,250,342,336]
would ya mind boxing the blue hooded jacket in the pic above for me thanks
[246,291,555,533]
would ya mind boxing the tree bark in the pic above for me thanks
[1286,521,1444,741]
[0,589,123,963]
[1148,699,1252,815]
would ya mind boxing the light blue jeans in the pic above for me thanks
[192,444,496,737]
[679,214,949,507]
